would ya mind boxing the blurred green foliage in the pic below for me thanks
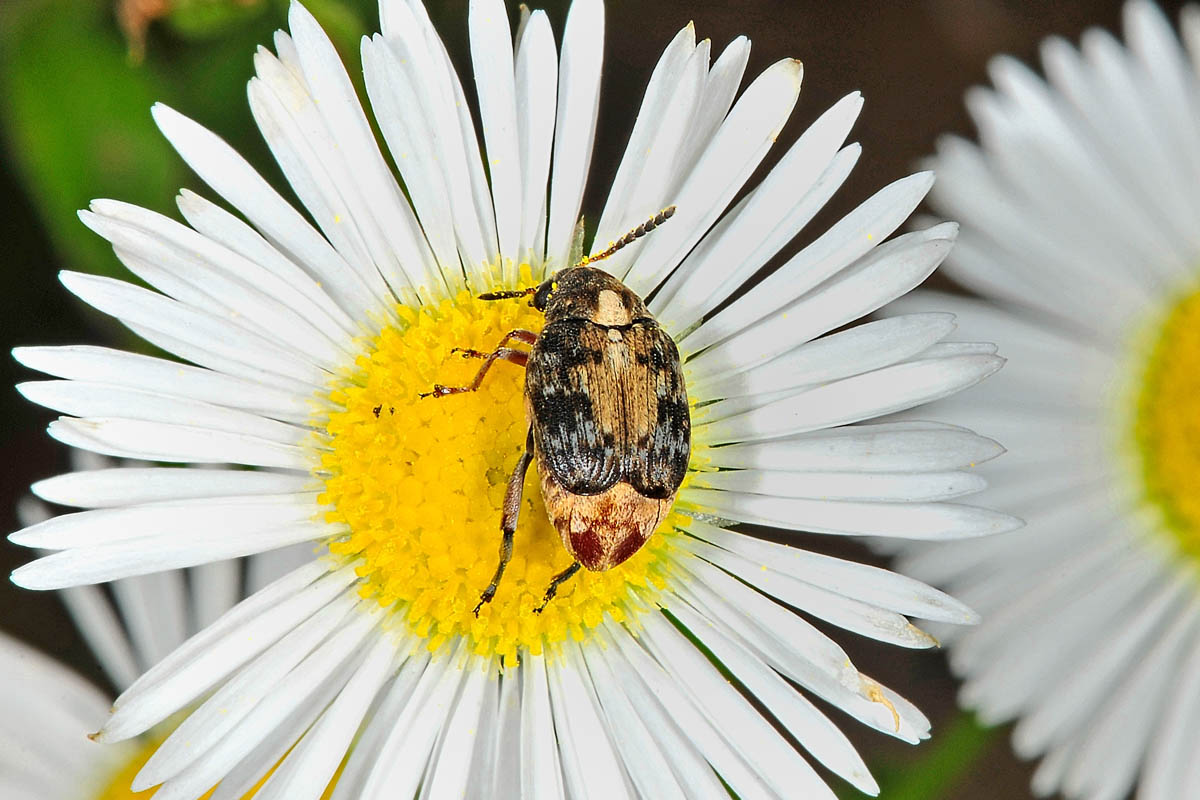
[839,711,999,800]
[0,0,375,297]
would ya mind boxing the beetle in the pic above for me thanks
[420,207,690,615]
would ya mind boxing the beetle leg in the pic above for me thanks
[473,427,535,617]
[419,348,529,398]
[450,328,538,360]
[420,329,537,398]
[533,561,582,614]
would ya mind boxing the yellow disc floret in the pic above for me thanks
[318,274,683,664]
[1134,284,1200,560]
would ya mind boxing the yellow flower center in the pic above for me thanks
[1134,284,1200,559]
[319,273,684,664]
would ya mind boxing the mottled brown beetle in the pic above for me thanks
[420,208,690,615]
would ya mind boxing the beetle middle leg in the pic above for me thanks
[473,427,535,617]
[419,329,537,399]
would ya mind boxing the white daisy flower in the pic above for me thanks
[884,2,1200,799]
[4,453,309,800]
[9,1,1017,797]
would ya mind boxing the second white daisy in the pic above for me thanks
[886,3,1200,799]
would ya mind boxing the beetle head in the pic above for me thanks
[531,275,557,311]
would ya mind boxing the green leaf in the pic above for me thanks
[0,0,183,283]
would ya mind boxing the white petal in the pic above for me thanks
[255,620,394,800]
[588,641,729,800]
[689,521,978,623]
[13,345,311,423]
[209,653,355,800]
[677,536,936,649]
[1061,602,1198,800]
[361,647,470,800]
[463,667,504,799]
[623,58,803,296]
[58,271,327,388]
[424,657,490,800]
[639,613,838,800]
[469,0,522,269]
[151,618,370,800]
[513,10,558,269]
[82,200,352,365]
[93,560,354,741]
[361,35,459,276]
[671,35,751,181]
[655,93,864,329]
[189,558,241,631]
[287,3,441,299]
[1011,575,1187,757]
[670,556,862,693]
[31,466,311,508]
[12,492,319,550]
[12,518,333,590]
[547,650,631,800]
[594,29,708,280]
[591,23,697,274]
[683,488,1021,540]
[685,221,955,369]
[519,653,566,800]
[331,648,430,800]
[706,420,1004,473]
[18,381,306,446]
[602,623,774,799]
[150,103,383,322]
[245,69,399,304]
[690,313,956,400]
[111,571,188,671]
[545,0,604,270]
[56,584,140,690]
[135,591,364,789]
[696,353,1003,444]
[0,633,117,787]
[669,593,878,794]
[176,189,359,338]
[673,566,922,746]
[578,641,689,800]
[247,543,322,595]
[125,322,320,400]
[379,1,496,275]
[691,467,986,502]
[47,417,313,470]
[1141,620,1200,800]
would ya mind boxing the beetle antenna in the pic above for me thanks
[478,287,537,301]
[575,205,676,267]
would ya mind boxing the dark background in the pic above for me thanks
[0,1,1178,797]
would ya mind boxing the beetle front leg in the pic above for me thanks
[474,427,535,616]
[420,348,529,398]
[419,329,537,399]
[458,328,538,353]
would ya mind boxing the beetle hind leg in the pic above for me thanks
[533,561,582,614]
[473,428,535,617]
